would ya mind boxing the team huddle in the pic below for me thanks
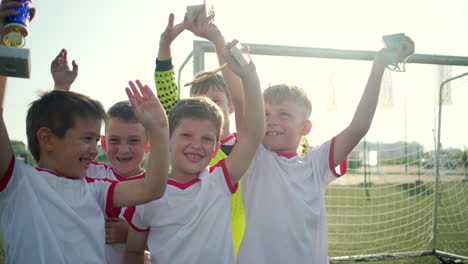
[0,1,415,263]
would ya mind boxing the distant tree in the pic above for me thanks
[95,145,110,165]
[10,140,35,166]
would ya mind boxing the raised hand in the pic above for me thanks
[223,40,256,79]
[158,13,185,60]
[376,36,415,67]
[51,48,78,91]
[185,9,219,42]
[125,80,168,130]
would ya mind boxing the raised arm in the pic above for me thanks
[51,48,78,91]
[223,40,265,184]
[0,75,13,182]
[186,13,245,132]
[113,80,169,207]
[154,13,184,114]
[333,37,415,166]
[0,0,36,180]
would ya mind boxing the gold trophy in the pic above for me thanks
[185,0,230,87]
[0,0,32,78]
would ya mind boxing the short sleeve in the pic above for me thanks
[0,158,31,200]
[306,137,347,186]
[240,145,262,185]
[86,178,121,218]
[124,205,150,232]
[208,159,238,195]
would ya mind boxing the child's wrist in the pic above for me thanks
[372,55,388,70]
[158,41,171,52]
[241,71,259,83]
[146,120,169,133]
[54,84,71,91]
[208,32,225,46]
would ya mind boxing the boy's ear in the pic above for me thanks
[145,141,151,153]
[212,142,221,159]
[36,127,55,152]
[100,136,107,152]
[301,120,312,136]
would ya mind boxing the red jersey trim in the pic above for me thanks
[277,152,298,159]
[113,169,145,182]
[105,181,121,218]
[124,206,150,233]
[329,136,347,177]
[0,155,15,191]
[220,133,237,145]
[210,159,238,194]
[90,161,145,181]
[168,177,200,190]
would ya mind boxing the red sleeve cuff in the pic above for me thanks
[124,206,149,232]
[328,137,347,177]
[105,181,122,218]
[0,155,15,192]
[210,158,238,194]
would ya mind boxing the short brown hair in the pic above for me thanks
[107,101,137,122]
[26,90,107,163]
[168,97,224,142]
[263,84,312,119]
[190,72,232,105]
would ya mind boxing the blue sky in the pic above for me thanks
[3,0,468,150]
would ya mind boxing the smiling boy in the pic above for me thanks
[0,74,169,263]
[51,49,154,263]
[237,38,415,264]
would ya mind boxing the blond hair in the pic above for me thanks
[263,84,312,119]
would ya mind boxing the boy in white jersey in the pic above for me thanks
[155,13,247,253]
[236,38,415,264]
[125,40,265,264]
[0,38,170,264]
[50,49,152,264]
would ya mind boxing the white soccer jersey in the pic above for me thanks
[88,162,145,264]
[126,159,237,264]
[0,157,120,264]
[237,137,347,264]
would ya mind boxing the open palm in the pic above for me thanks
[51,49,78,89]
[126,80,168,130]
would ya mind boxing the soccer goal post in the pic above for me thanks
[179,40,468,263]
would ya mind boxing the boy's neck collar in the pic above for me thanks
[263,144,299,159]
[168,170,202,185]
[168,177,200,190]
[276,152,298,159]
[220,133,236,144]
[35,166,81,180]
[112,168,145,181]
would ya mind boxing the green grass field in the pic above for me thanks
[326,181,468,263]
[1,182,466,263]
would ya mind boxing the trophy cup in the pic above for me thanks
[186,0,216,23]
[382,33,412,72]
[0,0,32,78]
